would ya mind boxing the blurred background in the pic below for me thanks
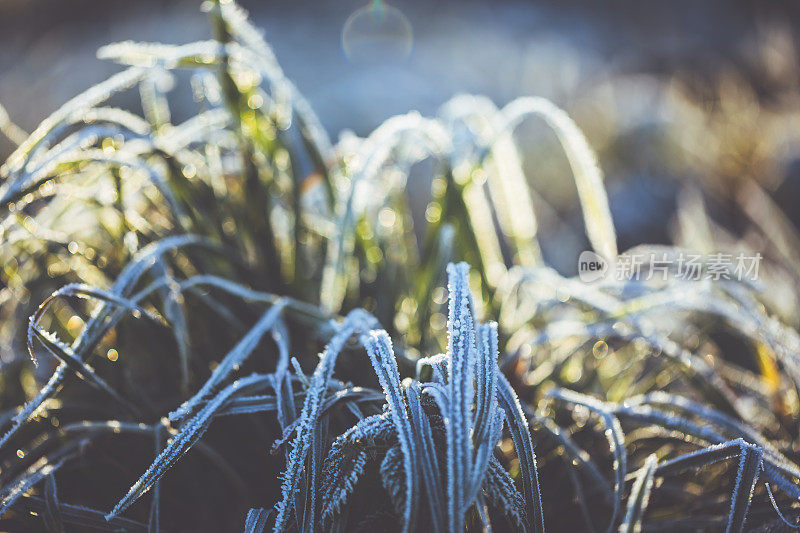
[2,0,800,273]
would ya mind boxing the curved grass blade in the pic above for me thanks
[627,392,800,480]
[612,402,799,499]
[497,373,545,532]
[107,373,267,519]
[496,97,617,261]
[548,389,625,533]
[170,302,287,421]
[0,443,82,515]
[273,309,377,531]
[27,282,161,365]
[28,326,137,414]
[619,454,657,533]
[362,331,418,533]
[12,494,149,532]
[534,416,612,502]
[42,474,64,533]
[1,67,145,180]
[765,482,800,529]
[655,439,763,533]
[320,412,397,521]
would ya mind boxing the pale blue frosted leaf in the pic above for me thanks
[320,441,370,521]
[444,262,476,531]
[298,421,324,533]
[267,367,296,433]
[483,455,526,528]
[406,381,446,533]
[469,409,505,505]
[107,373,267,519]
[729,443,762,533]
[273,309,378,532]
[319,409,398,518]
[380,445,406,516]
[497,373,545,532]
[0,234,200,451]
[244,508,270,533]
[170,303,286,422]
[627,392,800,480]
[472,322,499,446]
[415,353,449,384]
[362,330,418,533]
[469,321,502,505]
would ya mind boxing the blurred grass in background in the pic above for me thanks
[4,0,800,273]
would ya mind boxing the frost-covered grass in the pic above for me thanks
[1,2,800,531]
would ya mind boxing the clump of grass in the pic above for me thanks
[1,2,800,531]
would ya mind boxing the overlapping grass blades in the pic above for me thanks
[301,263,543,532]
[1,1,800,531]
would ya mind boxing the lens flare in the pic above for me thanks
[342,0,413,63]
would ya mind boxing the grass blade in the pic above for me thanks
[619,454,657,533]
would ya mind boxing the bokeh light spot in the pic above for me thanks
[342,1,413,64]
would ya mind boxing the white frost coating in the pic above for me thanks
[499,97,618,262]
